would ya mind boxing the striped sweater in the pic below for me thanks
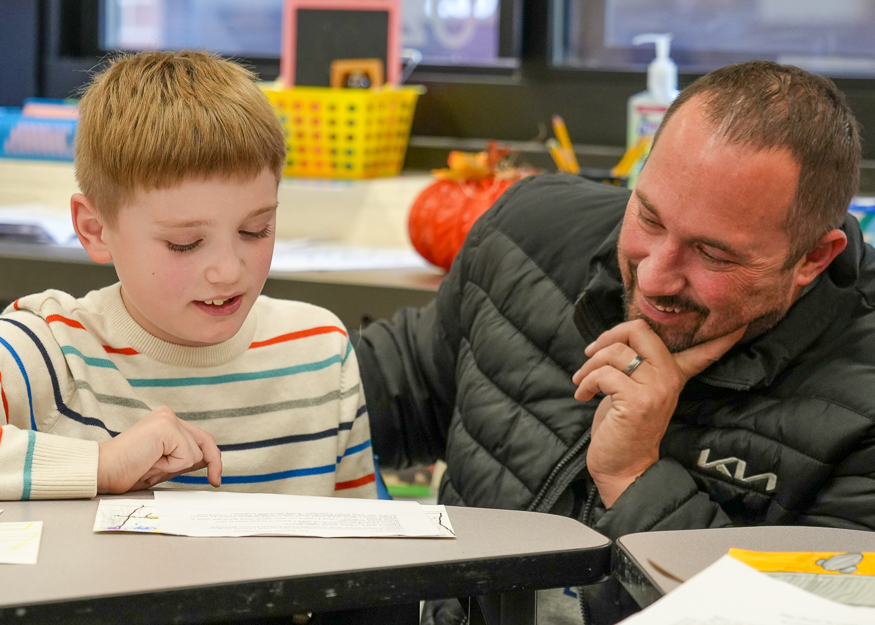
[0,284,376,500]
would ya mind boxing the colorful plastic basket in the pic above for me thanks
[262,85,422,179]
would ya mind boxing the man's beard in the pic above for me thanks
[622,261,793,353]
[622,276,709,352]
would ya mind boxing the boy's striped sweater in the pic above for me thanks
[0,284,376,500]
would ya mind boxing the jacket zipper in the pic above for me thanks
[697,376,751,392]
[527,429,592,513]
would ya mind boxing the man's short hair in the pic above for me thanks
[654,60,861,266]
[75,50,287,226]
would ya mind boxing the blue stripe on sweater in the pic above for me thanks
[61,346,119,370]
[219,427,338,452]
[169,462,337,485]
[337,405,368,433]
[219,405,368,452]
[336,439,371,463]
[22,430,35,500]
[127,354,343,388]
[0,319,120,437]
[0,335,36,431]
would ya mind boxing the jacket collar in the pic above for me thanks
[574,214,868,390]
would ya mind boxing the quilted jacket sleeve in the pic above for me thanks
[355,260,468,470]
[593,458,732,540]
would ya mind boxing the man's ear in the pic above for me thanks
[793,228,847,288]
[71,193,113,264]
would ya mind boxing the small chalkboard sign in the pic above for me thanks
[280,0,400,87]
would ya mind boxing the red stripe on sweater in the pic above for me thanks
[0,370,7,424]
[103,345,139,355]
[12,300,20,311]
[46,315,86,330]
[249,326,347,349]
[335,472,376,491]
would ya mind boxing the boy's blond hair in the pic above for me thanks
[75,50,286,225]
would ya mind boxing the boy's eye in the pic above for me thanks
[240,225,273,240]
[167,240,202,253]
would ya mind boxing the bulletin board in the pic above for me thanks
[280,0,401,87]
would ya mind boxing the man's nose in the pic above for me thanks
[635,241,686,295]
[205,242,243,285]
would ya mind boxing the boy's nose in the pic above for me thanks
[205,246,244,285]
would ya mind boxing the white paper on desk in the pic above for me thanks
[0,205,80,246]
[93,499,159,533]
[620,555,875,625]
[270,243,430,272]
[0,521,42,564]
[154,491,446,538]
[422,505,455,538]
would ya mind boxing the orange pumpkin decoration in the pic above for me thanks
[408,142,536,270]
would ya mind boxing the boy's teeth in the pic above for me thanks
[204,299,227,306]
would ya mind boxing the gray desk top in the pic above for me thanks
[0,494,609,622]
[615,526,875,608]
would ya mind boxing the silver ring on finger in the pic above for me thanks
[622,353,645,377]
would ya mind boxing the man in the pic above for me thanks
[355,61,873,623]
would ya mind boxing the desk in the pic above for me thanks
[0,494,610,624]
[615,526,875,608]
[0,159,443,328]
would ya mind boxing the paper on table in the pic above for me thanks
[0,521,43,565]
[620,554,875,625]
[270,242,430,272]
[423,505,456,538]
[155,491,443,538]
[93,496,456,538]
[92,499,159,533]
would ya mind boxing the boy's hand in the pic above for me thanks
[97,407,222,494]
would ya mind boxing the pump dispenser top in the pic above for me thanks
[624,33,679,188]
[632,33,678,103]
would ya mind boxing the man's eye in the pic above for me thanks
[241,225,273,240]
[700,247,731,265]
[637,211,659,227]
[167,240,201,253]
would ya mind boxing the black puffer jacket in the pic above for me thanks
[357,173,875,598]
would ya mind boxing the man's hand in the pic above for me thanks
[571,320,745,508]
[97,406,222,494]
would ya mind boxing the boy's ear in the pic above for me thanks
[71,193,113,264]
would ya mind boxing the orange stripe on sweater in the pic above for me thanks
[249,325,347,349]
[46,315,86,330]
[12,300,20,311]
[335,473,376,491]
[103,346,139,355]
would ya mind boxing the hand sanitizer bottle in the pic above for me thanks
[626,33,679,187]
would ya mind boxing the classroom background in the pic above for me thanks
[2,0,875,192]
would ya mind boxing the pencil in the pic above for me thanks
[546,139,572,173]
[552,115,580,174]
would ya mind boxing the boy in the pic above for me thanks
[0,50,376,499]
